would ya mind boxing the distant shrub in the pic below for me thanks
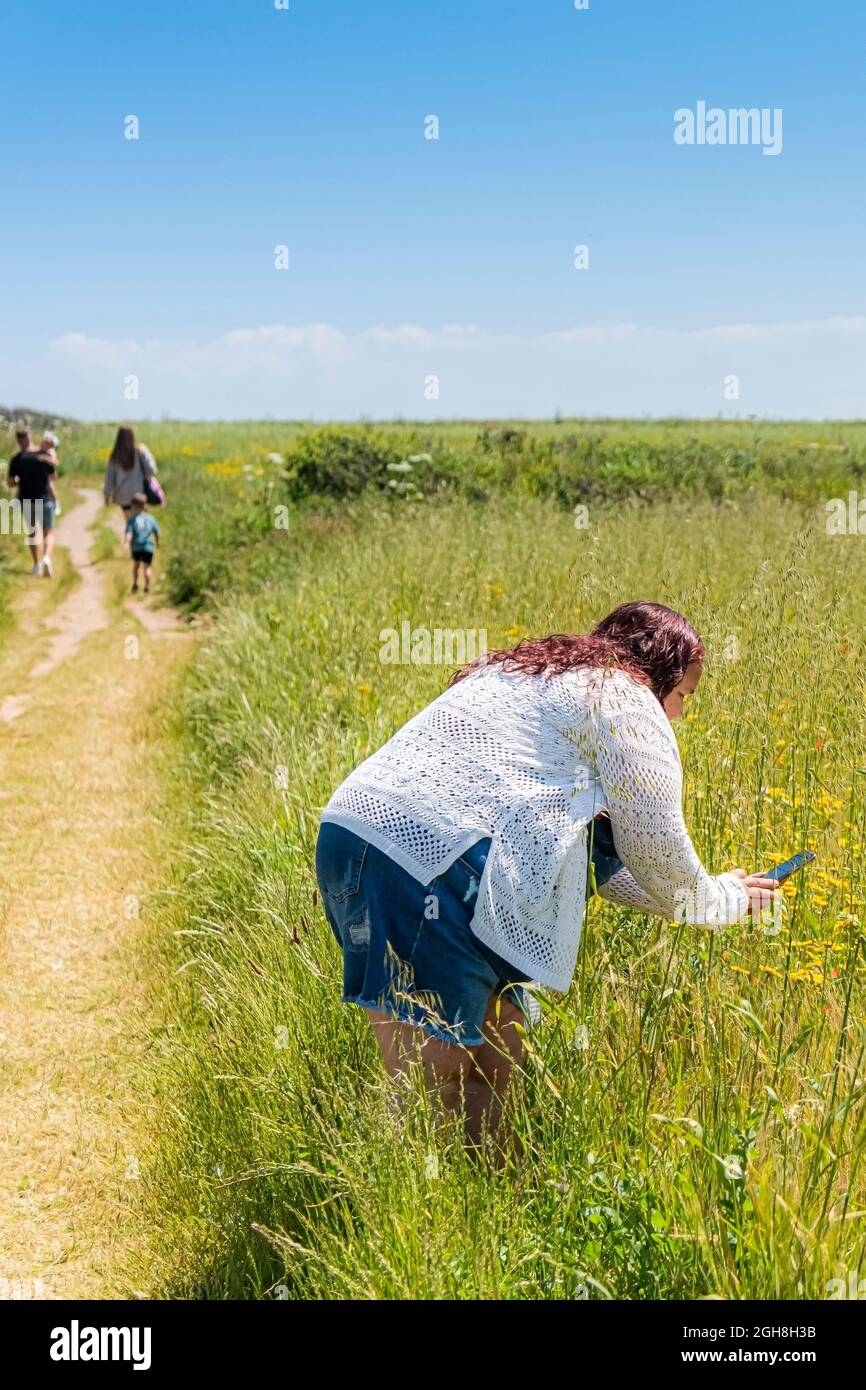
[477,425,528,455]
[284,427,401,498]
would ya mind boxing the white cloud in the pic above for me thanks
[11,315,865,418]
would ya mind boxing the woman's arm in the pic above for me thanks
[597,865,671,916]
[138,443,157,476]
[103,460,115,503]
[591,671,750,927]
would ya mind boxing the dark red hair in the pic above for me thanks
[448,601,705,704]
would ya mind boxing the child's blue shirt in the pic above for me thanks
[126,511,160,554]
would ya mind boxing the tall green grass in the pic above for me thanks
[4,416,865,614]
[135,489,866,1299]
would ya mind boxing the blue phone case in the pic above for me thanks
[765,850,816,882]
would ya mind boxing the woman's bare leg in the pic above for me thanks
[470,993,525,1164]
[366,991,525,1163]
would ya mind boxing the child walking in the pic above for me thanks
[124,492,160,593]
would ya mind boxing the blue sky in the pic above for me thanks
[1,0,863,419]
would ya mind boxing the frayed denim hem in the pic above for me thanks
[341,993,487,1049]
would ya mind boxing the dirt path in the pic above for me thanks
[0,488,193,1298]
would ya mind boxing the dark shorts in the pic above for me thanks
[20,498,55,532]
[315,815,623,1048]
[585,811,622,891]
[131,549,154,563]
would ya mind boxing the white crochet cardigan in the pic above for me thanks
[320,664,750,991]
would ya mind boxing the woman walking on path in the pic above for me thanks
[103,427,159,519]
[316,601,781,1161]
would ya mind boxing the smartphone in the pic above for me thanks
[763,850,816,884]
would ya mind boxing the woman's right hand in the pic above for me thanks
[730,868,782,918]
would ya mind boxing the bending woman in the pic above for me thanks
[315,601,779,1156]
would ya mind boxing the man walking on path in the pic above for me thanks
[6,426,58,577]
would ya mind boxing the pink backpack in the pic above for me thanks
[140,451,166,507]
[144,473,166,506]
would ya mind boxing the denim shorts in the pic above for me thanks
[315,815,623,1049]
[20,498,55,532]
[585,811,622,893]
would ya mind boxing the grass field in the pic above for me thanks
[5,418,866,1298]
[6,413,863,611]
